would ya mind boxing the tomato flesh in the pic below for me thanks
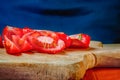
[0,35,3,47]
[56,32,71,48]
[3,26,33,54]
[69,33,91,48]
[2,26,91,55]
[28,31,65,54]
[4,35,21,55]
[3,26,65,54]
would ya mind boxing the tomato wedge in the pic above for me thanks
[22,27,33,34]
[3,26,33,55]
[11,33,33,52]
[28,30,65,54]
[56,32,71,48]
[3,35,21,55]
[2,26,91,55]
[0,35,4,47]
[69,33,91,48]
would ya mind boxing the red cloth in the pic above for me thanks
[83,68,120,80]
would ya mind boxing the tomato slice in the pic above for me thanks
[3,26,33,55]
[22,27,33,34]
[3,35,21,55]
[30,30,59,48]
[0,35,4,47]
[3,26,23,39]
[69,33,91,48]
[11,33,33,52]
[2,26,91,55]
[56,32,71,48]
[28,30,65,54]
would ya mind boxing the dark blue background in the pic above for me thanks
[0,0,120,43]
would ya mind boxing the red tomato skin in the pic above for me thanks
[3,35,21,55]
[3,26,33,55]
[56,32,72,48]
[29,38,65,54]
[20,34,33,52]
[22,27,33,34]
[2,26,91,55]
[3,26,66,54]
[81,34,91,48]
[11,33,33,52]
[28,31,59,48]
[0,35,4,47]
[27,31,65,54]
[69,33,91,48]
[3,26,23,39]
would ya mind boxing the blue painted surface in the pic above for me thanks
[0,0,120,43]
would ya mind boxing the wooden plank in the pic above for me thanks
[0,41,119,80]
[92,44,120,67]
[0,48,95,80]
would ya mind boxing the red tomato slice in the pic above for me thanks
[30,30,59,48]
[3,26,33,55]
[3,26,23,39]
[28,31,65,54]
[19,33,33,52]
[0,35,4,47]
[3,26,91,55]
[22,27,33,34]
[69,33,91,48]
[3,35,21,55]
[56,32,71,48]
[11,33,33,52]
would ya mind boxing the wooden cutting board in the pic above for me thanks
[0,41,120,80]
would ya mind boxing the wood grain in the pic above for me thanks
[93,44,120,67]
[0,48,95,80]
[0,41,119,80]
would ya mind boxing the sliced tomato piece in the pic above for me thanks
[56,32,71,48]
[11,33,33,52]
[22,27,33,34]
[29,30,59,48]
[3,26,33,55]
[3,26,23,39]
[3,35,21,55]
[20,33,33,52]
[3,26,91,55]
[0,35,3,47]
[69,33,91,48]
[28,31,65,54]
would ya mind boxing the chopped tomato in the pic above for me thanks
[2,26,91,55]
[3,26,23,39]
[3,35,21,55]
[69,33,91,48]
[28,30,65,54]
[56,32,71,48]
[22,27,33,34]
[11,33,33,52]
[3,26,33,55]
[0,35,3,47]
